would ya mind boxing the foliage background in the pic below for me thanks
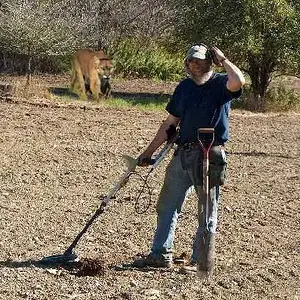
[0,0,300,110]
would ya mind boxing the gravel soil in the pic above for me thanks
[0,75,299,300]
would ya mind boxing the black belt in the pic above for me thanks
[179,142,224,151]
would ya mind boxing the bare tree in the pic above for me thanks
[0,0,177,77]
[72,0,177,49]
[0,0,94,83]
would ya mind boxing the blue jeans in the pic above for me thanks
[150,147,222,262]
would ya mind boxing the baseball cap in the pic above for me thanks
[186,44,209,61]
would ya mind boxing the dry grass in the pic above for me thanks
[0,97,298,299]
[1,73,300,112]
[1,74,55,100]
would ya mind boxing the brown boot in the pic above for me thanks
[132,253,172,268]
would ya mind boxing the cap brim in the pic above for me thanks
[189,53,206,60]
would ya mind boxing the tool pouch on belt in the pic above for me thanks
[209,147,227,186]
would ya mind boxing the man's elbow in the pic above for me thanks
[228,76,246,92]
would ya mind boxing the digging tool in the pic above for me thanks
[41,132,178,265]
[197,128,215,225]
[196,127,215,277]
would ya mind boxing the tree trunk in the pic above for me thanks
[247,53,274,111]
[2,52,7,70]
[26,47,33,87]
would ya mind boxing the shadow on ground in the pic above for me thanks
[49,87,171,106]
[49,87,79,99]
[227,150,298,160]
[0,259,49,269]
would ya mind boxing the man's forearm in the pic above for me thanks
[223,59,246,91]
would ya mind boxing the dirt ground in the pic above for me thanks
[0,75,299,300]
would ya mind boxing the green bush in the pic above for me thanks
[232,84,300,112]
[110,39,185,81]
[265,85,300,112]
[37,55,72,74]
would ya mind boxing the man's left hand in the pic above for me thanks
[211,46,227,66]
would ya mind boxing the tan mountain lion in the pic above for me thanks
[71,49,113,100]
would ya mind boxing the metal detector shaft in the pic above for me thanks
[198,128,215,228]
[63,156,138,255]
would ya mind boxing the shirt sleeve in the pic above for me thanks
[226,88,242,99]
[165,84,183,118]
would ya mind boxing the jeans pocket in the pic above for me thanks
[209,147,227,186]
[209,161,227,186]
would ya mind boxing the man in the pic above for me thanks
[134,43,245,277]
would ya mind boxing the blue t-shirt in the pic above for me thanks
[166,73,241,145]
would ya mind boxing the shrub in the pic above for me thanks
[265,85,300,112]
[110,39,185,81]
[232,83,300,112]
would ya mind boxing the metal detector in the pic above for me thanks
[41,133,178,265]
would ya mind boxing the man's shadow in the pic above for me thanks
[0,258,83,276]
[0,259,48,269]
[0,255,77,270]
